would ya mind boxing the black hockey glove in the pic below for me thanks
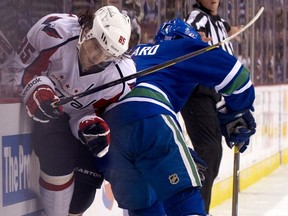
[188,147,207,183]
[218,109,256,153]
[78,116,110,157]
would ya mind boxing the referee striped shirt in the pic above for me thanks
[186,6,234,55]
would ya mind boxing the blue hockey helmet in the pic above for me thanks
[154,18,200,42]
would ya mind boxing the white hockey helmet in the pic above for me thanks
[86,6,131,57]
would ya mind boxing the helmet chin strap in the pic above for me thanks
[77,28,86,50]
[77,27,91,71]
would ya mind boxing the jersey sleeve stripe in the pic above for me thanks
[221,67,250,95]
[215,60,242,92]
[232,80,253,95]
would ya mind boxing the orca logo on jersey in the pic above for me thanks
[132,44,160,56]
[168,173,179,185]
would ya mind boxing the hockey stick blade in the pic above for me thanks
[54,7,264,107]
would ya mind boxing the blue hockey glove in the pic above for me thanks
[188,147,207,183]
[78,116,110,157]
[218,109,256,153]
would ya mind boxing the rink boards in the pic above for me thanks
[210,85,288,208]
[0,85,288,215]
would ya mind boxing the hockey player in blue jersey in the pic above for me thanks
[101,18,256,215]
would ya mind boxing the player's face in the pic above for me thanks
[198,0,220,15]
[78,38,114,72]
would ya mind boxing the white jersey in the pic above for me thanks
[15,13,136,137]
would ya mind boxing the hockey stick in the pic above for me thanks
[232,145,240,216]
[54,7,264,107]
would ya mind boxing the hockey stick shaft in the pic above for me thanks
[232,145,240,216]
[54,7,264,107]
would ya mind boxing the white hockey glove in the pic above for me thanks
[78,116,110,158]
[21,76,63,123]
[217,100,256,153]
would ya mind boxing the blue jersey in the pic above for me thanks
[104,37,255,128]
[101,37,254,213]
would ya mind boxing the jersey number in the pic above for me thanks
[118,36,126,45]
[17,37,36,64]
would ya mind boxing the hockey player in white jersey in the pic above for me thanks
[15,6,135,216]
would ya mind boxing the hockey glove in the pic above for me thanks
[21,76,63,123]
[218,109,256,153]
[188,147,208,183]
[78,116,110,158]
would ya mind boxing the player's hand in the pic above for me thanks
[228,25,244,42]
[198,31,212,43]
[188,147,207,183]
[78,116,110,158]
[218,109,256,153]
[22,76,63,123]
[231,126,251,153]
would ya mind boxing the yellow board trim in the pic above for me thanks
[209,151,287,209]
[281,148,288,164]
